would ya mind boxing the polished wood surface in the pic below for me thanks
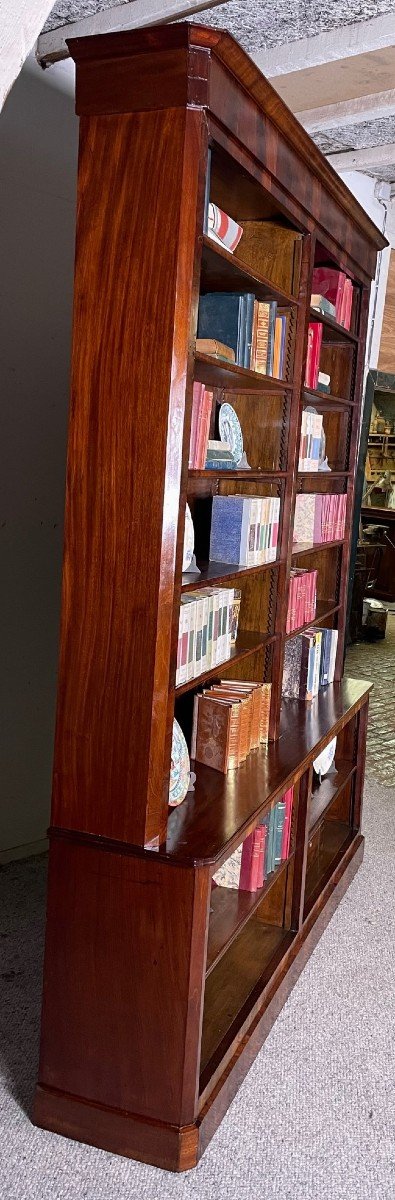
[35,22,380,1172]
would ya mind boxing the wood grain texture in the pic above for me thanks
[37,837,209,1126]
[52,105,205,847]
[378,250,395,373]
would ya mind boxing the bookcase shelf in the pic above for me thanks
[309,307,359,344]
[206,854,292,977]
[181,557,280,591]
[174,629,272,696]
[309,762,356,835]
[297,471,351,482]
[201,235,299,307]
[285,601,340,640]
[291,538,344,559]
[35,23,384,1173]
[194,350,293,393]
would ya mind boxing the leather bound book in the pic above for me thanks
[195,695,240,773]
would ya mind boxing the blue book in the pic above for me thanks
[243,293,255,368]
[198,292,253,367]
[209,495,252,565]
[266,807,276,875]
[273,801,286,867]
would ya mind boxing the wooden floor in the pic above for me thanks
[346,615,395,784]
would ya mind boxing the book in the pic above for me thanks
[189,384,213,468]
[193,692,241,772]
[305,322,323,389]
[273,801,286,867]
[197,292,255,368]
[196,337,236,362]
[207,202,243,253]
[311,293,336,319]
[312,267,350,327]
[293,494,346,545]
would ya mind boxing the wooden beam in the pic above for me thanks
[255,13,395,78]
[36,0,225,66]
[328,144,395,173]
[298,90,395,134]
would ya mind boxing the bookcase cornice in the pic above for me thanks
[68,21,386,272]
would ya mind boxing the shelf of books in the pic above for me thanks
[35,25,385,1173]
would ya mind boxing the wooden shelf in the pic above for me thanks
[194,350,293,393]
[285,601,340,640]
[189,468,287,481]
[200,919,293,1085]
[309,762,356,834]
[166,679,371,867]
[304,386,356,409]
[309,308,359,344]
[292,539,344,559]
[201,234,299,307]
[206,857,291,977]
[297,471,351,482]
[181,557,280,591]
[304,820,354,916]
[175,630,273,697]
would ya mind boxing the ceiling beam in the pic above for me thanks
[36,0,225,66]
[254,13,395,78]
[297,90,395,135]
[327,144,395,173]
[1,0,53,107]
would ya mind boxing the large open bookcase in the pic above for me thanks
[34,24,386,1171]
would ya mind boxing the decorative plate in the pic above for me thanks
[313,736,337,780]
[169,719,190,807]
[182,503,195,572]
[218,403,243,465]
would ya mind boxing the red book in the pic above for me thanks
[305,322,323,389]
[239,832,255,890]
[189,382,204,467]
[312,267,346,324]
[195,388,213,468]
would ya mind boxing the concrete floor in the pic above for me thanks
[346,614,395,786]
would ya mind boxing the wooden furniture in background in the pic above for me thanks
[34,23,385,1171]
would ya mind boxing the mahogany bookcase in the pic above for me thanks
[34,23,386,1171]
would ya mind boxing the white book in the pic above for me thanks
[189,593,204,679]
[225,587,235,658]
[178,600,189,686]
[247,497,259,567]
[328,629,338,684]
[200,593,209,673]
[186,598,197,681]
[176,606,183,686]
[218,588,228,663]
[298,410,306,472]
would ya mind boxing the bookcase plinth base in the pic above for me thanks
[33,834,364,1173]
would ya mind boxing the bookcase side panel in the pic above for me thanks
[37,837,209,1127]
[51,106,203,847]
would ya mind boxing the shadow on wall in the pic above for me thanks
[0,63,78,858]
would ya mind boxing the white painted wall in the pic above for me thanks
[336,170,393,369]
[0,57,78,861]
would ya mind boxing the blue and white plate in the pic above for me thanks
[169,719,190,807]
[219,403,243,465]
[313,736,337,780]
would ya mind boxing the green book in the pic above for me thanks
[273,801,286,867]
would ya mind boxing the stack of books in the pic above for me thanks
[212,786,294,890]
[197,293,288,377]
[209,494,280,566]
[176,587,241,687]
[312,267,353,330]
[305,322,323,389]
[293,493,347,544]
[286,568,317,633]
[191,680,272,773]
[298,410,324,471]
[189,383,214,469]
[207,202,243,253]
[282,627,338,700]
[205,440,236,471]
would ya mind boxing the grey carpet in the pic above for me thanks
[1,775,395,1199]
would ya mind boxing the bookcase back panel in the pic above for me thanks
[216,392,290,471]
[297,475,348,496]
[322,409,352,473]
[319,342,355,402]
